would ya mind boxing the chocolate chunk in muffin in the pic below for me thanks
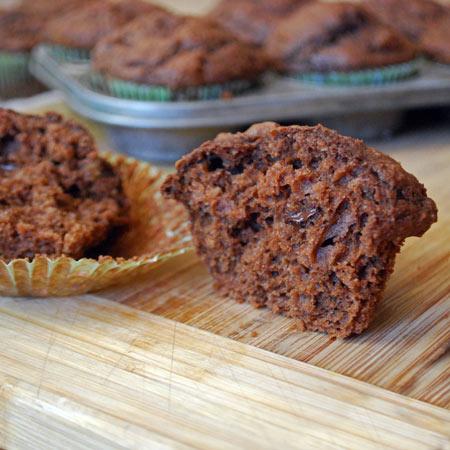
[93,15,267,89]
[209,0,313,46]
[364,0,450,64]
[265,1,418,74]
[45,0,165,50]
[162,122,437,338]
[0,109,129,261]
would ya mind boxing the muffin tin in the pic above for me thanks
[30,45,450,163]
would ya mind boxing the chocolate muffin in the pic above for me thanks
[0,109,129,260]
[364,0,450,64]
[92,15,267,100]
[0,8,45,52]
[0,0,91,98]
[0,0,88,51]
[265,1,419,77]
[162,122,437,338]
[19,0,89,17]
[45,0,165,52]
[209,0,313,46]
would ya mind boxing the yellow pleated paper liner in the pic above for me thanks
[0,153,193,297]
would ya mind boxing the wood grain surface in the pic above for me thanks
[98,134,450,409]
[0,96,449,448]
[0,295,449,450]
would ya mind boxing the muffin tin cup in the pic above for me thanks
[48,44,91,63]
[0,153,194,297]
[288,59,422,86]
[89,72,254,101]
[0,50,44,98]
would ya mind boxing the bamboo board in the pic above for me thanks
[0,98,449,447]
[0,296,449,449]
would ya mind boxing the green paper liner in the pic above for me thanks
[48,44,91,63]
[89,72,254,101]
[288,59,422,86]
[0,50,44,98]
[0,153,194,297]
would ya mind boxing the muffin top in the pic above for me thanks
[0,0,87,52]
[93,15,268,89]
[45,0,165,50]
[265,1,418,74]
[209,0,313,46]
[0,109,129,261]
[419,15,450,63]
[364,0,450,63]
[19,0,89,16]
[0,9,45,51]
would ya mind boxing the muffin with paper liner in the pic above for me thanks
[265,1,421,85]
[0,109,192,297]
[0,0,88,98]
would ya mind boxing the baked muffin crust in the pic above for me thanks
[0,0,88,52]
[265,1,418,74]
[45,0,165,50]
[209,0,313,46]
[93,15,267,89]
[364,0,450,63]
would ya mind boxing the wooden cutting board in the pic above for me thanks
[0,117,449,448]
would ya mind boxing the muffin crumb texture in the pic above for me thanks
[162,123,437,338]
[0,109,129,261]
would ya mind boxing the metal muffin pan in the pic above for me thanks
[30,45,450,163]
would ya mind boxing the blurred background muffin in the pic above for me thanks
[0,0,87,98]
[92,14,268,100]
[364,0,450,64]
[265,1,420,85]
[208,0,314,47]
[45,0,166,61]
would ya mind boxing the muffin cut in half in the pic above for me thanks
[162,122,437,338]
[0,108,130,260]
[265,1,420,84]
[0,109,192,297]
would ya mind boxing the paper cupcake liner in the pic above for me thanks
[288,59,422,86]
[0,51,44,98]
[48,45,91,63]
[0,153,194,297]
[89,72,254,101]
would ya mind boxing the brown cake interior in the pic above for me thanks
[0,109,129,261]
[162,123,437,338]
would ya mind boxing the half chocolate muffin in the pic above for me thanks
[162,122,437,338]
